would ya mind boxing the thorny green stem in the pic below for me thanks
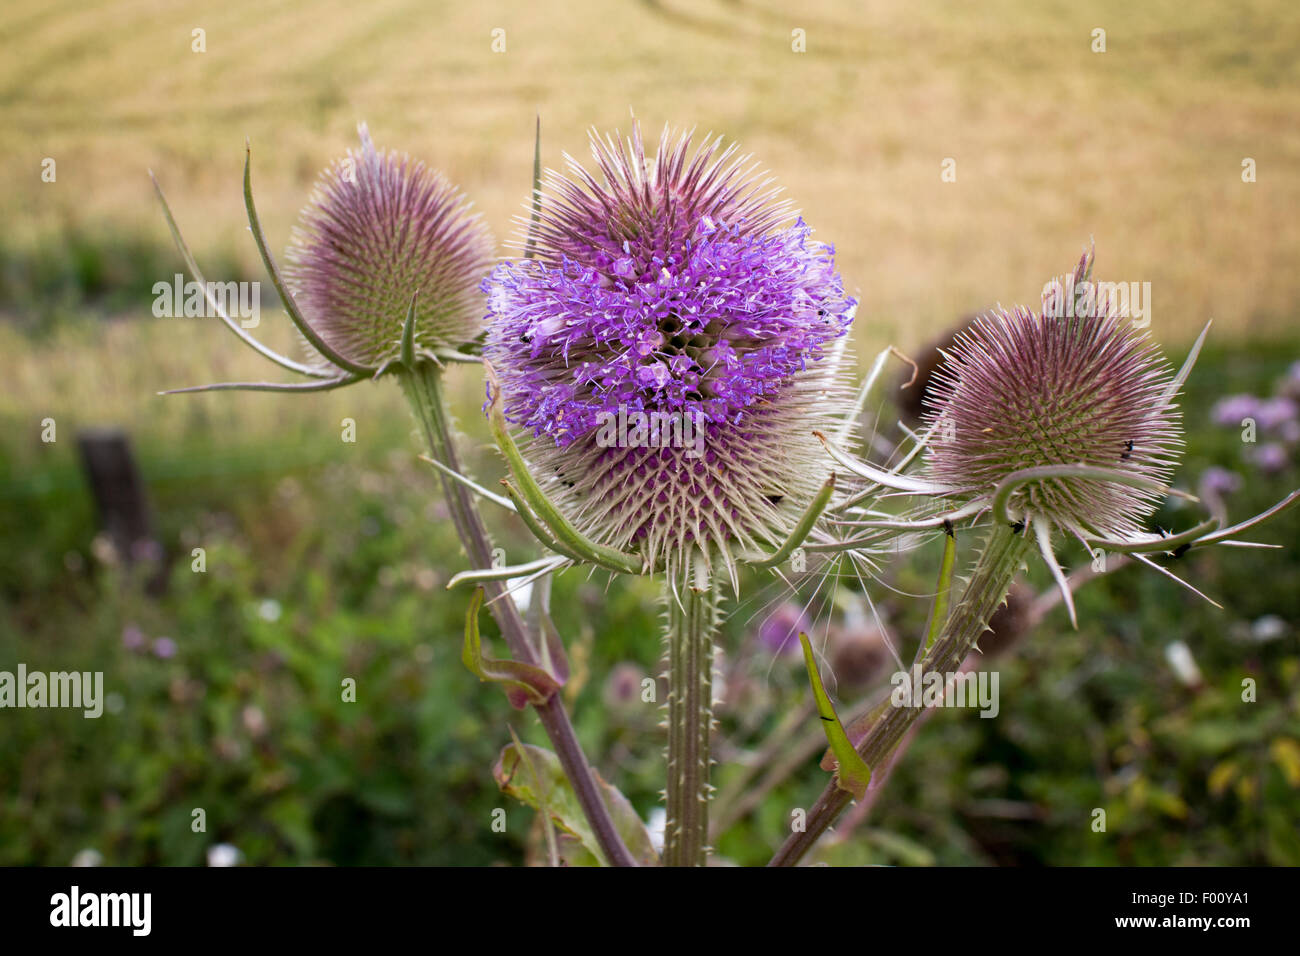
[768,523,1033,866]
[398,362,638,867]
[664,560,719,866]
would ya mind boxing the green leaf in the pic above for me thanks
[1270,738,1300,787]
[799,632,872,800]
[494,742,658,866]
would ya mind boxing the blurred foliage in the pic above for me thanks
[1,335,1298,866]
[0,224,252,336]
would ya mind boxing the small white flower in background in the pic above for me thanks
[1251,615,1287,643]
[71,848,103,867]
[241,705,267,738]
[90,534,118,567]
[646,807,667,855]
[207,843,243,867]
[1164,641,1203,688]
[258,599,282,622]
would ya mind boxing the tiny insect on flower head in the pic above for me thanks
[284,123,495,371]
[483,122,858,578]
[922,247,1182,541]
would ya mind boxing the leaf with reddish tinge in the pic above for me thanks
[494,742,658,866]
[463,588,562,708]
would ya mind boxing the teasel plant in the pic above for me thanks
[765,246,1300,866]
[149,123,645,867]
[470,122,893,865]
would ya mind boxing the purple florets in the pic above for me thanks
[485,217,854,445]
[1211,394,1264,427]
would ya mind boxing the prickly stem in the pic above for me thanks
[397,361,638,867]
[663,553,721,866]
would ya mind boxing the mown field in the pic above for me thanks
[5,0,1300,343]
[2,0,1298,865]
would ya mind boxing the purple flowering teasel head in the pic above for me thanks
[284,123,495,371]
[483,124,858,576]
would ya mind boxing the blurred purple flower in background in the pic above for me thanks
[1197,466,1243,525]
[1199,466,1243,498]
[757,602,811,657]
[1251,443,1289,474]
[121,624,146,652]
[1254,397,1298,431]
[603,662,647,709]
[1281,360,1300,401]
[1211,394,1263,427]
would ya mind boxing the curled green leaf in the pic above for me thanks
[463,588,562,708]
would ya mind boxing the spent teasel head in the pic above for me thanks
[484,123,857,572]
[284,124,495,370]
[922,249,1182,539]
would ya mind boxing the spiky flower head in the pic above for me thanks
[922,248,1182,539]
[284,124,494,370]
[484,124,857,574]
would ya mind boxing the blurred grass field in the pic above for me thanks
[2,0,1299,865]
[5,0,1300,342]
[5,0,1300,470]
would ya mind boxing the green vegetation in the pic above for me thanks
[2,333,1296,865]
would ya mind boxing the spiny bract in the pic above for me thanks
[483,124,858,574]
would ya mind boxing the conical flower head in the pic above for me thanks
[484,124,857,573]
[284,124,494,370]
[922,250,1182,538]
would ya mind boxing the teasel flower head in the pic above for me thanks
[922,247,1182,541]
[483,123,857,581]
[839,244,1300,627]
[153,124,494,395]
[285,124,495,371]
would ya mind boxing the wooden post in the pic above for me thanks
[76,428,167,594]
